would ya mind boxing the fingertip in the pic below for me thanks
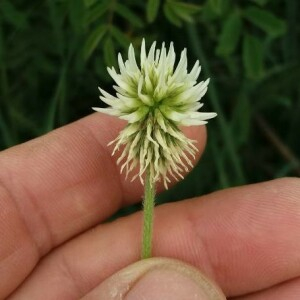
[82,258,226,300]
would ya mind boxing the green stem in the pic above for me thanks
[141,170,155,259]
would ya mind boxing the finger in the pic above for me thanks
[232,277,300,300]
[0,113,206,299]
[8,178,300,299]
[82,258,226,300]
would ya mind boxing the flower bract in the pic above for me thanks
[93,39,216,188]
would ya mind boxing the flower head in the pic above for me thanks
[93,39,216,188]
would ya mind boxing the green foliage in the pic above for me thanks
[147,0,160,23]
[244,6,286,37]
[85,1,110,24]
[0,0,299,209]
[0,0,28,29]
[164,0,201,26]
[208,0,225,15]
[115,3,144,28]
[243,34,264,79]
[216,11,242,57]
[83,24,107,60]
[103,36,117,67]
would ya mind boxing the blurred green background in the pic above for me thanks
[0,0,299,206]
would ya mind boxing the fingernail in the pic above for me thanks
[124,268,216,300]
[82,258,226,300]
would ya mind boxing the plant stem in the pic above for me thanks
[141,169,155,259]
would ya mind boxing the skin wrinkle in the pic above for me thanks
[196,191,256,290]
[3,134,71,255]
[0,180,40,298]
[0,135,66,255]
[43,176,102,247]
[183,194,230,286]
[57,176,108,225]
[78,120,124,207]
[60,219,141,298]
[184,199,217,282]
[54,120,117,190]
[17,179,56,255]
[59,249,86,299]
[54,213,129,299]
[179,200,224,284]
[49,121,123,232]
[0,180,40,260]
[82,116,147,205]
[232,276,300,300]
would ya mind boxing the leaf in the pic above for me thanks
[170,2,201,22]
[110,26,130,49]
[244,6,287,37]
[271,96,292,108]
[104,37,117,67]
[209,0,223,15]
[255,63,300,105]
[275,163,296,178]
[10,108,41,136]
[0,0,28,29]
[83,25,107,60]
[243,34,264,79]
[115,3,144,28]
[85,0,110,25]
[171,1,201,14]
[164,1,201,23]
[251,0,270,6]
[0,111,15,148]
[163,2,182,27]
[216,11,242,57]
[147,0,160,23]
[231,94,251,146]
[68,0,85,33]
[84,0,97,8]
[170,8,193,22]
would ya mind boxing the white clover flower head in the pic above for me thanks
[93,39,216,188]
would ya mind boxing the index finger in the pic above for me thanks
[0,113,206,298]
[7,178,300,299]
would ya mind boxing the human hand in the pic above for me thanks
[0,113,299,299]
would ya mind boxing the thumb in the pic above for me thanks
[81,258,226,300]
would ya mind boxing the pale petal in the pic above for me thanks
[119,106,149,123]
[92,107,120,116]
[147,41,156,64]
[107,67,130,91]
[140,38,146,67]
[128,43,139,72]
[94,39,216,185]
[171,48,187,82]
[166,42,175,72]
[180,119,208,126]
